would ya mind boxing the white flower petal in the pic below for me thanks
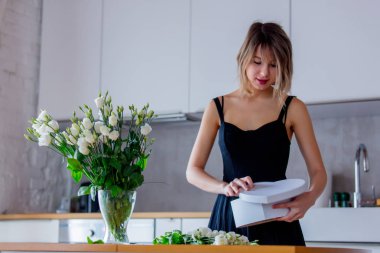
[38,134,51,146]
[140,123,152,135]
[109,130,119,141]
[94,96,104,108]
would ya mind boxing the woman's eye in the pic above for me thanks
[270,64,277,68]
[253,61,261,65]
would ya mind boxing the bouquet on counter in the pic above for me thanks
[153,227,259,246]
[24,91,156,199]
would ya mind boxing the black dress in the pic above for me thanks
[208,95,305,246]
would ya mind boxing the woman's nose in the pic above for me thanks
[260,65,269,77]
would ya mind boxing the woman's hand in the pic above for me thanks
[222,176,254,197]
[272,191,315,222]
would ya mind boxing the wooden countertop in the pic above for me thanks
[0,212,211,220]
[0,243,370,253]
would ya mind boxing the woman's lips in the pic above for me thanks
[257,78,268,85]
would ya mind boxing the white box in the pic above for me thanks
[231,179,307,227]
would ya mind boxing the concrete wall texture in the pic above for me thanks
[0,0,69,214]
[0,0,378,213]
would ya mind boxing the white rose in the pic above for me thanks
[70,123,80,137]
[83,129,91,136]
[94,96,104,108]
[236,235,249,245]
[198,227,211,237]
[85,134,96,144]
[94,121,104,134]
[100,125,110,136]
[84,130,96,144]
[37,124,51,135]
[77,137,88,147]
[37,110,49,122]
[218,230,226,235]
[38,134,51,146]
[140,123,152,136]
[32,122,41,130]
[82,118,93,129]
[68,135,77,145]
[108,114,118,127]
[214,234,228,245]
[79,145,90,155]
[108,130,119,141]
[48,120,59,132]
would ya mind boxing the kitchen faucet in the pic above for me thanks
[353,144,369,208]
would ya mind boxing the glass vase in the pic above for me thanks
[98,190,136,244]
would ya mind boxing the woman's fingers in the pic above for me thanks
[232,178,248,191]
[241,176,254,189]
[223,176,256,197]
[230,181,240,194]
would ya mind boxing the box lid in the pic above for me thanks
[239,179,307,204]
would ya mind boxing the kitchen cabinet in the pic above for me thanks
[189,0,290,112]
[301,208,380,253]
[39,0,102,120]
[181,218,209,234]
[291,0,380,103]
[101,0,190,115]
[155,218,181,237]
[0,220,59,242]
[59,218,154,243]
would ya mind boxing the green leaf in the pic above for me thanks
[78,186,91,196]
[136,156,148,171]
[110,158,122,170]
[110,185,122,198]
[171,231,184,244]
[87,236,104,244]
[250,240,259,245]
[70,170,83,183]
[67,158,83,171]
[130,173,144,189]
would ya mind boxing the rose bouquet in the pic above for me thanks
[153,227,259,245]
[25,91,155,197]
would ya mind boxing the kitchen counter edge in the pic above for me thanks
[0,212,211,220]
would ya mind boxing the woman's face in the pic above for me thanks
[245,46,277,92]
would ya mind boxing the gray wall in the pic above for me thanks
[0,0,71,214]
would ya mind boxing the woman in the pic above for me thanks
[186,22,326,246]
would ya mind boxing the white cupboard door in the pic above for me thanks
[0,220,59,242]
[39,0,102,120]
[189,0,290,112]
[292,0,380,103]
[155,218,181,237]
[181,218,209,234]
[102,0,190,114]
[127,219,155,243]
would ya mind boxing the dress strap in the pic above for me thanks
[213,96,224,122]
[277,96,295,124]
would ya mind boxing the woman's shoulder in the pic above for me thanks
[287,96,310,124]
[288,96,307,111]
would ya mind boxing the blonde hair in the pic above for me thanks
[237,22,293,100]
